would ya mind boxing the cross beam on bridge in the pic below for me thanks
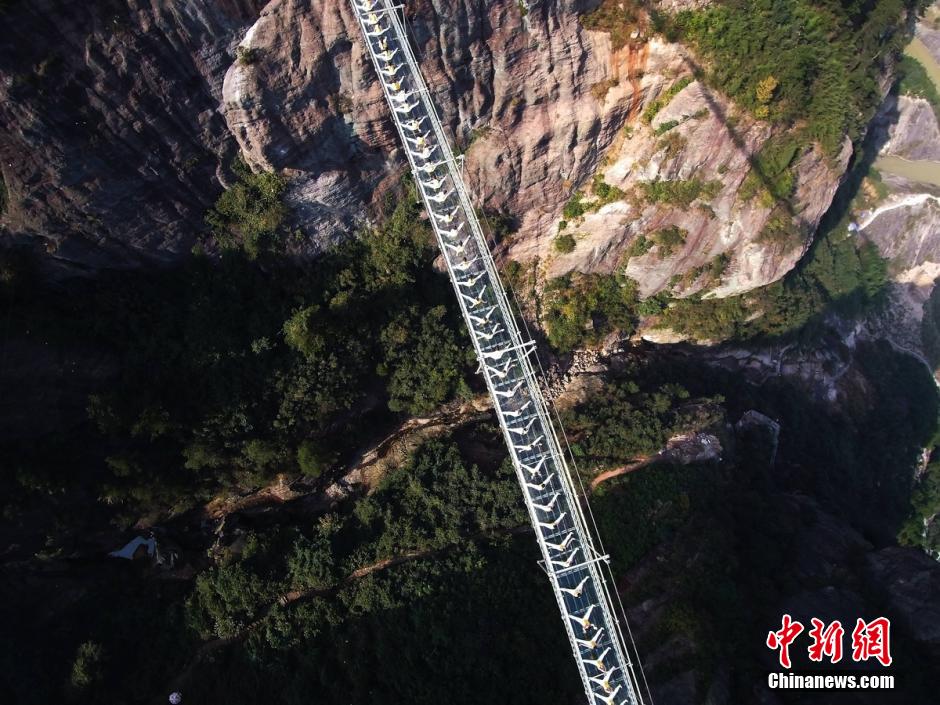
[349,2,647,703]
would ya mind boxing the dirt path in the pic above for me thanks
[203,397,492,521]
[156,524,528,704]
[589,456,655,492]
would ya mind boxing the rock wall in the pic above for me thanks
[223,0,854,297]
[220,0,401,252]
[538,78,851,298]
[879,95,940,162]
[859,3,940,375]
[0,0,875,300]
[0,0,266,273]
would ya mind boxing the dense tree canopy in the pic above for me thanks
[666,0,926,153]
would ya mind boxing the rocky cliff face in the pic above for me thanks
[857,4,940,375]
[0,0,267,273]
[219,0,400,251]
[879,95,940,161]
[537,77,851,298]
[0,0,853,299]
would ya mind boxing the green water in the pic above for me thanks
[875,33,940,184]
[874,155,940,187]
[906,36,940,91]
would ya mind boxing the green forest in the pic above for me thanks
[5,336,935,704]
[1,177,475,525]
[663,0,929,153]
[2,1,939,704]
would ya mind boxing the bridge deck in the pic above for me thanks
[349,3,646,703]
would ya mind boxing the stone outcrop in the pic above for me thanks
[859,6,940,376]
[0,0,858,300]
[916,4,940,66]
[878,95,940,162]
[536,78,851,298]
[220,0,401,252]
[0,0,266,273]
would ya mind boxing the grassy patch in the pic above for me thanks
[642,76,694,124]
[553,233,577,254]
[579,0,645,50]
[591,77,619,101]
[658,131,688,159]
[641,178,722,208]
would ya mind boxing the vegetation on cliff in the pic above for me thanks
[659,224,888,340]
[663,0,928,153]
[898,54,940,119]
[1,182,472,522]
[206,159,287,259]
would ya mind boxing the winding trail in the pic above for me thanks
[589,457,655,493]
[857,192,940,231]
[156,525,530,704]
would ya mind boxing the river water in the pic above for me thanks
[874,154,940,187]
[874,33,940,186]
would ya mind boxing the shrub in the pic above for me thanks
[626,234,652,258]
[755,75,779,107]
[652,226,688,257]
[69,641,105,690]
[206,158,286,258]
[592,175,625,204]
[297,440,331,478]
[562,192,587,220]
[554,233,577,253]
[654,119,679,135]
[236,46,260,66]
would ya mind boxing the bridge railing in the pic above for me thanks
[349,3,647,703]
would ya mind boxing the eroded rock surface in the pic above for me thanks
[879,95,940,162]
[0,0,858,299]
[537,78,851,298]
[0,0,266,273]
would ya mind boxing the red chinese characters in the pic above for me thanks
[851,617,892,667]
[766,615,892,668]
[808,618,844,664]
[766,614,804,669]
